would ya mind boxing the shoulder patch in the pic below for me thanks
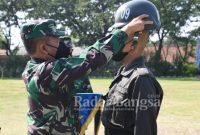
[136,68,149,76]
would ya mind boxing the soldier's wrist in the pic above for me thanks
[121,25,135,37]
[110,29,128,53]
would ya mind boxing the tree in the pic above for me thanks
[0,0,199,58]
[0,29,5,49]
[26,0,127,46]
[0,0,32,55]
[151,0,199,62]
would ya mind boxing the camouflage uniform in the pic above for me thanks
[62,57,93,94]
[22,29,128,135]
[59,36,93,93]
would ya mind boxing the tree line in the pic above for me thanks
[0,0,199,78]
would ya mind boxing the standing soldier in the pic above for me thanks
[21,16,152,135]
[102,1,164,135]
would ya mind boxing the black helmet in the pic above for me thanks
[111,0,161,31]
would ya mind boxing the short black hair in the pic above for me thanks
[21,36,46,55]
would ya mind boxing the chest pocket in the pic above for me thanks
[107,77,130,104]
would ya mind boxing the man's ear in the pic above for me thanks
[39,43,48,55]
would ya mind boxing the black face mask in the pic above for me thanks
[47,43,72,59]
[112,36,140,62]
[112,51,128,61]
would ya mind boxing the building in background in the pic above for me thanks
[144,45,196,63]
[0,49,7,59]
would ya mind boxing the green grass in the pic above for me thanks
[0,78,200,135]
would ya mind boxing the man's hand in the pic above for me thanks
[121,14,153,37]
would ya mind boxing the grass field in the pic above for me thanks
[0,78,200,135]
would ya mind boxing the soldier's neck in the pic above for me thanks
[122,53,141,68]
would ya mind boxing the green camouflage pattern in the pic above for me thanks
[22,29,127,135]
[21,19,65,40]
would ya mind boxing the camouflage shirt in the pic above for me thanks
[22,30,127,135]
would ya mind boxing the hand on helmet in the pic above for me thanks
[121,14,153,37]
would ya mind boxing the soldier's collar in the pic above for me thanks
[120,56,145,76]
[120,67,134,76]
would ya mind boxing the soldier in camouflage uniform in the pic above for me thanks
[20,17,152,135]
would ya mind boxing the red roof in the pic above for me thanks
[144,45,195,63]
[0,49,7,59]
[0,46,196,63]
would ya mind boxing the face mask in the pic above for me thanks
[47,42,72,59]
[112,51,128,61]
[112,37,138,62]
[55,42,72,59]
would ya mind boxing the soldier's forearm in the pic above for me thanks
[96,29,128,62]
[53,30,128,86]
[79,29,128,62]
